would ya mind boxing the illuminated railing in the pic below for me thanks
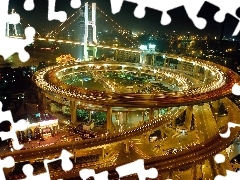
[33,60,238,108]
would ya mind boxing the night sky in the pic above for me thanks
[8,0,240,38]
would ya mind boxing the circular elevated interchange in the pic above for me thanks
[33,56,236,109]
[6,55,240,179]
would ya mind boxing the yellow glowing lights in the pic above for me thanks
[56,54,76,64]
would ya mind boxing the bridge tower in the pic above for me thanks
[83,2,97,61]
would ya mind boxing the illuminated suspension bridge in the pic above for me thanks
[7,2,143,61]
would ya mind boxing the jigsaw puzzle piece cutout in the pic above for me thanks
[0,0,20,36]
[110,0,186,25]
[221,13,240,36]
[0,156,15,180]
[57,149,74,171]
[110,0,209,27]
[44,149,73,172]
[0,0,35,62]
[24,0,34,11]
[110,0,125,14]
[205,0,240,36]
[48,0,81,22]
[0,0,20,28]
[79,169,109,180]
[110,0,147,19]
[214,154,225,164]
[21,149,73,179]
[24,0,81,22]
[110,0,240,33]
[219,122,240,138]
[214,153,240,179]
[116,159,158,180]
[0,27,35,62]
[6,13,20,25]
[208,0,240,23]
[215,170,240,180]
[0,102,28,150]
[144,0,186,25]
[48,0,67,22]
[197,2,239,37]
[182,0,207,29]
[232,83,240,96]
[22,164,50,180]
[70,0,81,9]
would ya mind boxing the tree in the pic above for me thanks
[76,109,89,121]
[92,112,106,124]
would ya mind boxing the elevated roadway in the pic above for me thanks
[1,107,185,162]
[33,59,239,108]
[9,98,239,180]
[104,98,240,179]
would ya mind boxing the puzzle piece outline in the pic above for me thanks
[21,149,73,180]
[0,0,36,62]
[0,156,15,180]
[0,101,28,150]
[24,0,82,22]
[214,153,240,180]
[110,0,240,36]
[1,0,240,179]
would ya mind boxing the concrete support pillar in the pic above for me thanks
[42,93,47,111]
[185,105,193,131]
[172,119,176,128]
[102,147,105,159]
[193,65,197,77]
[74,151,77,163]
[160,127,165,138]
[157,109,160,118]
[168,171,173,179]
[125,140,129,153]
[151,55,155,66]
[126,112,128,124]
[138,70,141,77]
[146,132,151,144]
[181,61,184,70]
[200,163,204,179]
[140,52,143,64]
[121,67,125,74]
[192,164,197,180]
[163,58,167,67]
[70,101,77,124]
[115,50,118,61]
[149,108,154,121]
[107,107,112,132]
[167,58,170,67]
[212,100,220,119]
[142,111,145,122]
